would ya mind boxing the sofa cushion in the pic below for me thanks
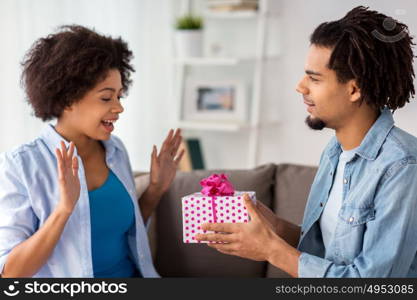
[266,163,317,278]
[153,163,276,277]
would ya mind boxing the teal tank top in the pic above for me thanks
[88,170,139,277]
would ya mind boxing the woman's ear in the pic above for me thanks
[349,79,361,103]
[63,103,75,113]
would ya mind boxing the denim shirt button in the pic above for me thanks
[343,178,348,184]
[349,216,354,223]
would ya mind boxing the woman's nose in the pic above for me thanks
[112,100,124,114]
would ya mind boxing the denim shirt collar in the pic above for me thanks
[40,123,122,159]
[326,108,395,161]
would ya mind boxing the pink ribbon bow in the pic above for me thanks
[200,173,235,196]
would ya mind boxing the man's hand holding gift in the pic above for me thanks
[196,194,279,261]
[189,174,301,277]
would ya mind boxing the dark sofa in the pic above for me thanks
[134,163,317,277]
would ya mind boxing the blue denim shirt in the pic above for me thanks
[298,108,417,277]
[0,124,159,278]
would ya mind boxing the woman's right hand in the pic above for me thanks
[55,141,80,215]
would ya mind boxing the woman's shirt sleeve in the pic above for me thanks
[0,153,38,274]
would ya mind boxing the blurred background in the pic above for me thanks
[1,0,416,172]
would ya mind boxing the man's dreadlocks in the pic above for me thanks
[310,6,415,111]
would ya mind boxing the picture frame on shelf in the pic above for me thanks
[183,79,247,123]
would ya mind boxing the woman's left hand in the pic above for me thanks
[150,128,184,196]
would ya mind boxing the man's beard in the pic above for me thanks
[305,115,326,130]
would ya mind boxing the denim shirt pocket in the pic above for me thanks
[333,205,375,263]
[338,205,375,226]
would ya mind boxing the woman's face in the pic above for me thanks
[61,69,124,141]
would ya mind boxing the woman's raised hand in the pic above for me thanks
[55,141,81,215]
[150,129,185,195]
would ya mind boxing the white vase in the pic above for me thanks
[174,30,203,58]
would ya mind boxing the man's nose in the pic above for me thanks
[296,77,308,94]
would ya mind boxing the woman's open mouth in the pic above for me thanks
[101,119,116,133]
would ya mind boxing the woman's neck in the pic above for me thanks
[55,121,102,160]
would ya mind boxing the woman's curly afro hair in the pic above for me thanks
[21,25,134,121]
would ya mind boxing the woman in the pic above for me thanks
[0,25,183,278]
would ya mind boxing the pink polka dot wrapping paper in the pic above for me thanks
[182,191,256,243]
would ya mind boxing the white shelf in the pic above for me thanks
[174,55,279,66]
[175,0,277,167]
[204,10,259,19]
[177,120,249,132]
[177,120,280,132]
[174,57,250,66]
[206,0,259,4]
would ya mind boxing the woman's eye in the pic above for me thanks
[101,95,123,101]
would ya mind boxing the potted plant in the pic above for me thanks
[174,14,203,58]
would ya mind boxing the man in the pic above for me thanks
[196,6,417,277]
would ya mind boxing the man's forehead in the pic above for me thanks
[304,45,333,74]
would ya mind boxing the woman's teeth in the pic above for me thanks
[101,120,116,133]
[102,120,115,125]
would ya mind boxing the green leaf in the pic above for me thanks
[175,14,203,30]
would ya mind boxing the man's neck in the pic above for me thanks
[335,108,379,151]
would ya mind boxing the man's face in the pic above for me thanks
[296,45,355,130]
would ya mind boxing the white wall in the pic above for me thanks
[0,0,176,172]
[1,0,416,172]
[256,0,417,168]
[194,0,417,170]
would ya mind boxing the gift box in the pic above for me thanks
[182,174,256,243]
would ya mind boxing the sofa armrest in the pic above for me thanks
[134,172,157,261]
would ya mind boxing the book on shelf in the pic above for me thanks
[178,138,205,171]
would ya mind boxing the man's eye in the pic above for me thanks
[101,98,111,102]
[309,76,319,82]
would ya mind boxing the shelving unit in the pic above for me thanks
[177,120,248,132]
[203,10,258,19]
[174,0,279,168]
[174,57,250,66]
